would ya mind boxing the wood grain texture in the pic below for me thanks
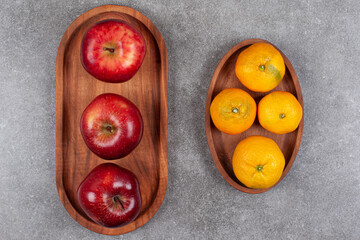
[205,39,303,194]
[55,5,168,235]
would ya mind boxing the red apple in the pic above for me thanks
[80,93,143,160]
[77,163,141,228]
[81,19,146,83]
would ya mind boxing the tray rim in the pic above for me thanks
[205,38,304,194]
[55,5,168,235]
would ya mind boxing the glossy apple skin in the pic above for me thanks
[81,19,146,83]
[77,163,142,228]
[80,93,143,160]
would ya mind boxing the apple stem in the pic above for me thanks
[106,126,113,133]
[103,47,115,53]
[113,195,125,211]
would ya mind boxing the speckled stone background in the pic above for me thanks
[1,0,359,239]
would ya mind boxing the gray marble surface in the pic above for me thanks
[1,0,359,239]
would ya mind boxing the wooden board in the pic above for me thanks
[55,5,168,235]
[205,39,303,194]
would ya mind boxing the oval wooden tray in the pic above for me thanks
[205,39,303,194]
[55,5,168,235]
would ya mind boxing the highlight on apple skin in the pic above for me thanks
[80,93,143,160]
[77,163,142,228]
[81,19,146,83]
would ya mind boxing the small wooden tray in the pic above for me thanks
[205,39,303,194]
[55,5,168,235]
